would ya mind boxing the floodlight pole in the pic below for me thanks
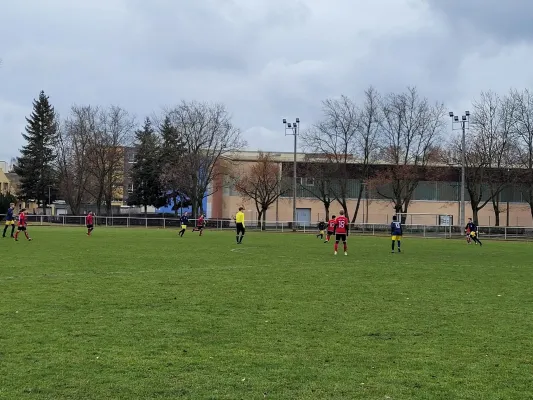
[283,118,299,231]
[449,111,470,228]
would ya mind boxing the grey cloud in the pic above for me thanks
[427,0,533,44]
[1,0,533,162]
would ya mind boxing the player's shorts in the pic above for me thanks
[391,235,402,241]
[236,223,245,235]
[17,226,26,231]
[181,224,187,230]
[86,224,94,229]
[197,225,204,230]
[470,231,477,237]
[327,231,334,236]
[5,220,14,226]
[319,230,324,235]
[335,234,347,242]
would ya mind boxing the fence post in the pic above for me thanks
[62,215,65,226]
[372,224,375,235]
[504,227,507,240]
[127,217,130,228]
[423,225,426,238]
[163,217,166,229]
[145,218,148,228]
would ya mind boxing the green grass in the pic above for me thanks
[1,227,533,399]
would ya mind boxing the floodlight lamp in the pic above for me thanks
[462,115,467,121]
[454,116,459,121]
[287,123,292,128]
[449,112,454,117]
[296,117,300,123]
[283,118,287,124]
[465,111,470,116]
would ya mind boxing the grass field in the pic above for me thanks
[1,227,532,399]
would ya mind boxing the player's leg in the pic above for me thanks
[235,225,240,243]
[14,228,19,241]
[239,227,245,243]
[397,237,401,253]
[334,236,339,255]
[343,238,347,256]
[391,235,395,253]
[199,227,203,236]
[25,230,31,240]
[2,223,8,237]
[10,223,15,237]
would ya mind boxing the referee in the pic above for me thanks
[235,207,246,244]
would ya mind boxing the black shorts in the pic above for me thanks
[18,226,26,231]
[335,234,346,242]
[327,231,334,236]
[197,225,204,230]
[87,224,94,229]
[236,223,245,235]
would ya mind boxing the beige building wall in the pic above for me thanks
[221,194,533,227]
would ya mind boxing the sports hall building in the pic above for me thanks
[207,151,533,227]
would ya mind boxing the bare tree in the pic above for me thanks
[301,95,359,219]
[368,87,445,221]
[86,106,135,214]
[471,91,517,225]
[352,86,382,222]
[168,101,245,217]
[298,156,334,221]
[234,152,287,229]
[511,88,533,221]
[56,105,98,215]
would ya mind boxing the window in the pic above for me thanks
[127,151,135,163]
[305,178,315,186]
[127,183,134,193]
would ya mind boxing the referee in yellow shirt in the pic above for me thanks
[235,207,245,244]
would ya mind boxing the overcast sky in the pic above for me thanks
[1,0,533,162]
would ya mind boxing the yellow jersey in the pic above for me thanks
[235,211,245,226]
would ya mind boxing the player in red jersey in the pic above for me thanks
[14,208,32,242]
[334,210,348,256]
[86,212,94,236]
[324,215,336,243]
[192,214,205,236]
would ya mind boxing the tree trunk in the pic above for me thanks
[257,210,263,228]
[261,208,267,231]
[324,202,330,221]
[351,185,364,223]
[144,204,147,217]
[472,207,479,225]
[492,197,501,226]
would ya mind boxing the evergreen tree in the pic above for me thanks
[14,91,58,214]
[128,118,166,214]
[159,115,189,213]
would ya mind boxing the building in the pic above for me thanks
[208,151,533,227]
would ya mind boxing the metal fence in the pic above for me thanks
[2,214,533,240]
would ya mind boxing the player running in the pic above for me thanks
[465,218,482,246]
[192,214,205,236]
[235,207,245,244]
[86,212,94,236]
[2,203,16,238]
[178,213,189,237]
[316,221,326,240]
[14,208,31,242]
[391,215,402,253]
[334,211,348,256]
[324,215,336,243]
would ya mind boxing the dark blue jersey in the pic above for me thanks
[6,208,14,221]
[180,215,189,225]
[391,221,402,235]
[466,222,477,232]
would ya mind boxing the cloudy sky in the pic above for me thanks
[1,0,532,162]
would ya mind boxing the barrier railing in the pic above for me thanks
[2,214,532,240]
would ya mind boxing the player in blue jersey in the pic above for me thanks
[2,203,16,238]
[178,213,189,237]
[465,218,482,246]
[390,215,402,253]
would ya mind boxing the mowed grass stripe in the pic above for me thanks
[1,227,532,399]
